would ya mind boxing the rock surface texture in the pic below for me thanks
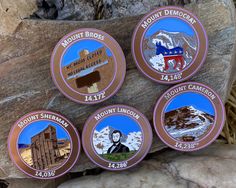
[0,0,235,184]
[59,143,236,188]
[32,0,190,20]
[0,0,37,35]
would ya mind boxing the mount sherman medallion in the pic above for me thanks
[51,28,126,104]
[132,6,208,84]
[153,82,225,151]
[82,105,153,171]
[8,111,80,179]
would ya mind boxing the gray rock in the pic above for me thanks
[102,0,168,19]
[58,143,236,188]
[7,179,56,188]
[57,0,95,20]
[34,0,95,20]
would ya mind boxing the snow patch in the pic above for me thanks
[149,54,165,72]
[165,106,214,141]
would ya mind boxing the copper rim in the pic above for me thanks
[51,28,126,104]
[82,104,153,171]
[8,110,80,179]
[132,6,208,84]
[153,82,225,151]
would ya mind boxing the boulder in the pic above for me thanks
[58,143,236,188]
[32,0,95,20]
[0,0,235,180]
[30,0,190,20]
[6,175,68,188]
[0,0,37,36]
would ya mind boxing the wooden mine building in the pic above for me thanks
[30,125,61,170]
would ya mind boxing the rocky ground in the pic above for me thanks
[0,0,236,187]
[3,143,236,188]
[58,143,236,188]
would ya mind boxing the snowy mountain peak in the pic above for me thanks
[164,106,214,141]
[154,30,180,36]
[100,126,112,133]
[187,105,195,110]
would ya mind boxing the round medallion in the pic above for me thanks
[132,6,208,84]
[153,82,225,151]
[8,111,80,179]
[82,105,153,170]
[51,28,126,104]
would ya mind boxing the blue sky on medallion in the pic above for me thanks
[18,120,70,145]
[165,92,215,115]
[95,115,141,135]
[145,17,195,37]
[61,40,112,67]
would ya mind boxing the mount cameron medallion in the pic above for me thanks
[132,6,208,84]
[153,82,225,152]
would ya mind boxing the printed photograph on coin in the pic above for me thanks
[82,105,152,171]
[61,39,115,94]
[164,92,215,142]
[92,115,142,162]
[51,28,126,104]
[8,111,80,179]
[153,82,225,151]
[18,120,71,170]
[132,6,208,84]
[143,18,198,73]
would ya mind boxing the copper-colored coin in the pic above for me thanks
[132,6,208,84]
[82,105,153,171]
[51,28,126,104]
[153,82,225,151]
[8,111,80,179]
